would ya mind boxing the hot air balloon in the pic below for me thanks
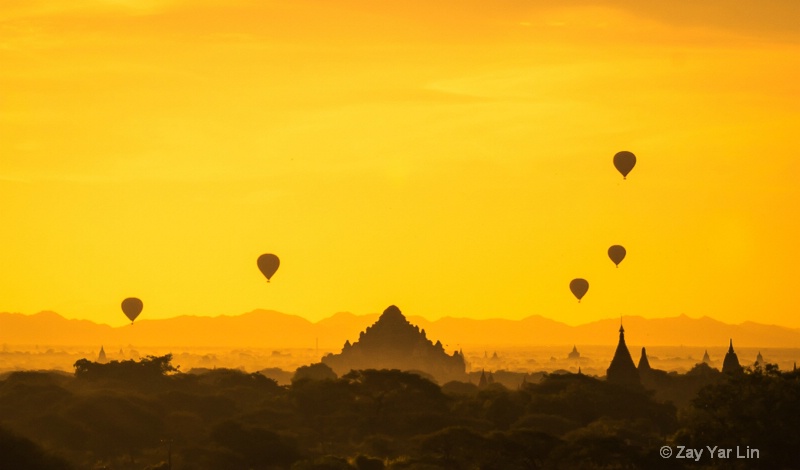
[257,253,280,282]
[569,278,589,303]
[121,297,143,324]
[613,151,636,179]
[608,245,626,268]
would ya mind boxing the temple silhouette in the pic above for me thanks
[722,339,743,373]
[321,305,467,383]
[637,346,651,372]
[478,369,495,388]
[96,345,107,364]
[755,351,764,366]
[603,325,745,382]
[606,322,640,387]
[702,349,711,364]
[568,345,580,360]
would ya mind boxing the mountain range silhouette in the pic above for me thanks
[2,309,798,348]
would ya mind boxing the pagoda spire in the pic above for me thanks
[607,320,640,386]
[478,369,488,388]
[637,347,651,371]
[722,339,742,374]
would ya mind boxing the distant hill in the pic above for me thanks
[1,309,799,348]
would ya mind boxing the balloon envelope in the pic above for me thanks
[613,151,636,179]
[569,278,589,302]
[608,245,627,267]
[257,254,280,281]
[121,297,143,323]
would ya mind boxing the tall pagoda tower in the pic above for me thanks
[606,323,640,386]
[97,345,107,364]
[722,339,742,374]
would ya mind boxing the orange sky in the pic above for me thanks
[2,1,799,328]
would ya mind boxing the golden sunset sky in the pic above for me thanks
[2,1,799,328]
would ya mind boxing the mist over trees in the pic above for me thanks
[0,354,796,469]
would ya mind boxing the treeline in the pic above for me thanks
[0,356,798,469]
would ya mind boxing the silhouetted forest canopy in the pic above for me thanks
[0,355,798,469]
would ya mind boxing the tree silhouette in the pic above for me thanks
[344,369,450,437]
[3,355,796,469]
[210,420,300,469]
[73,354,178,386]
[293,362,338,383]
[417,426,489,467]
[63,393,163,461]
[676,364,800,469]
[0,426,73,470]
